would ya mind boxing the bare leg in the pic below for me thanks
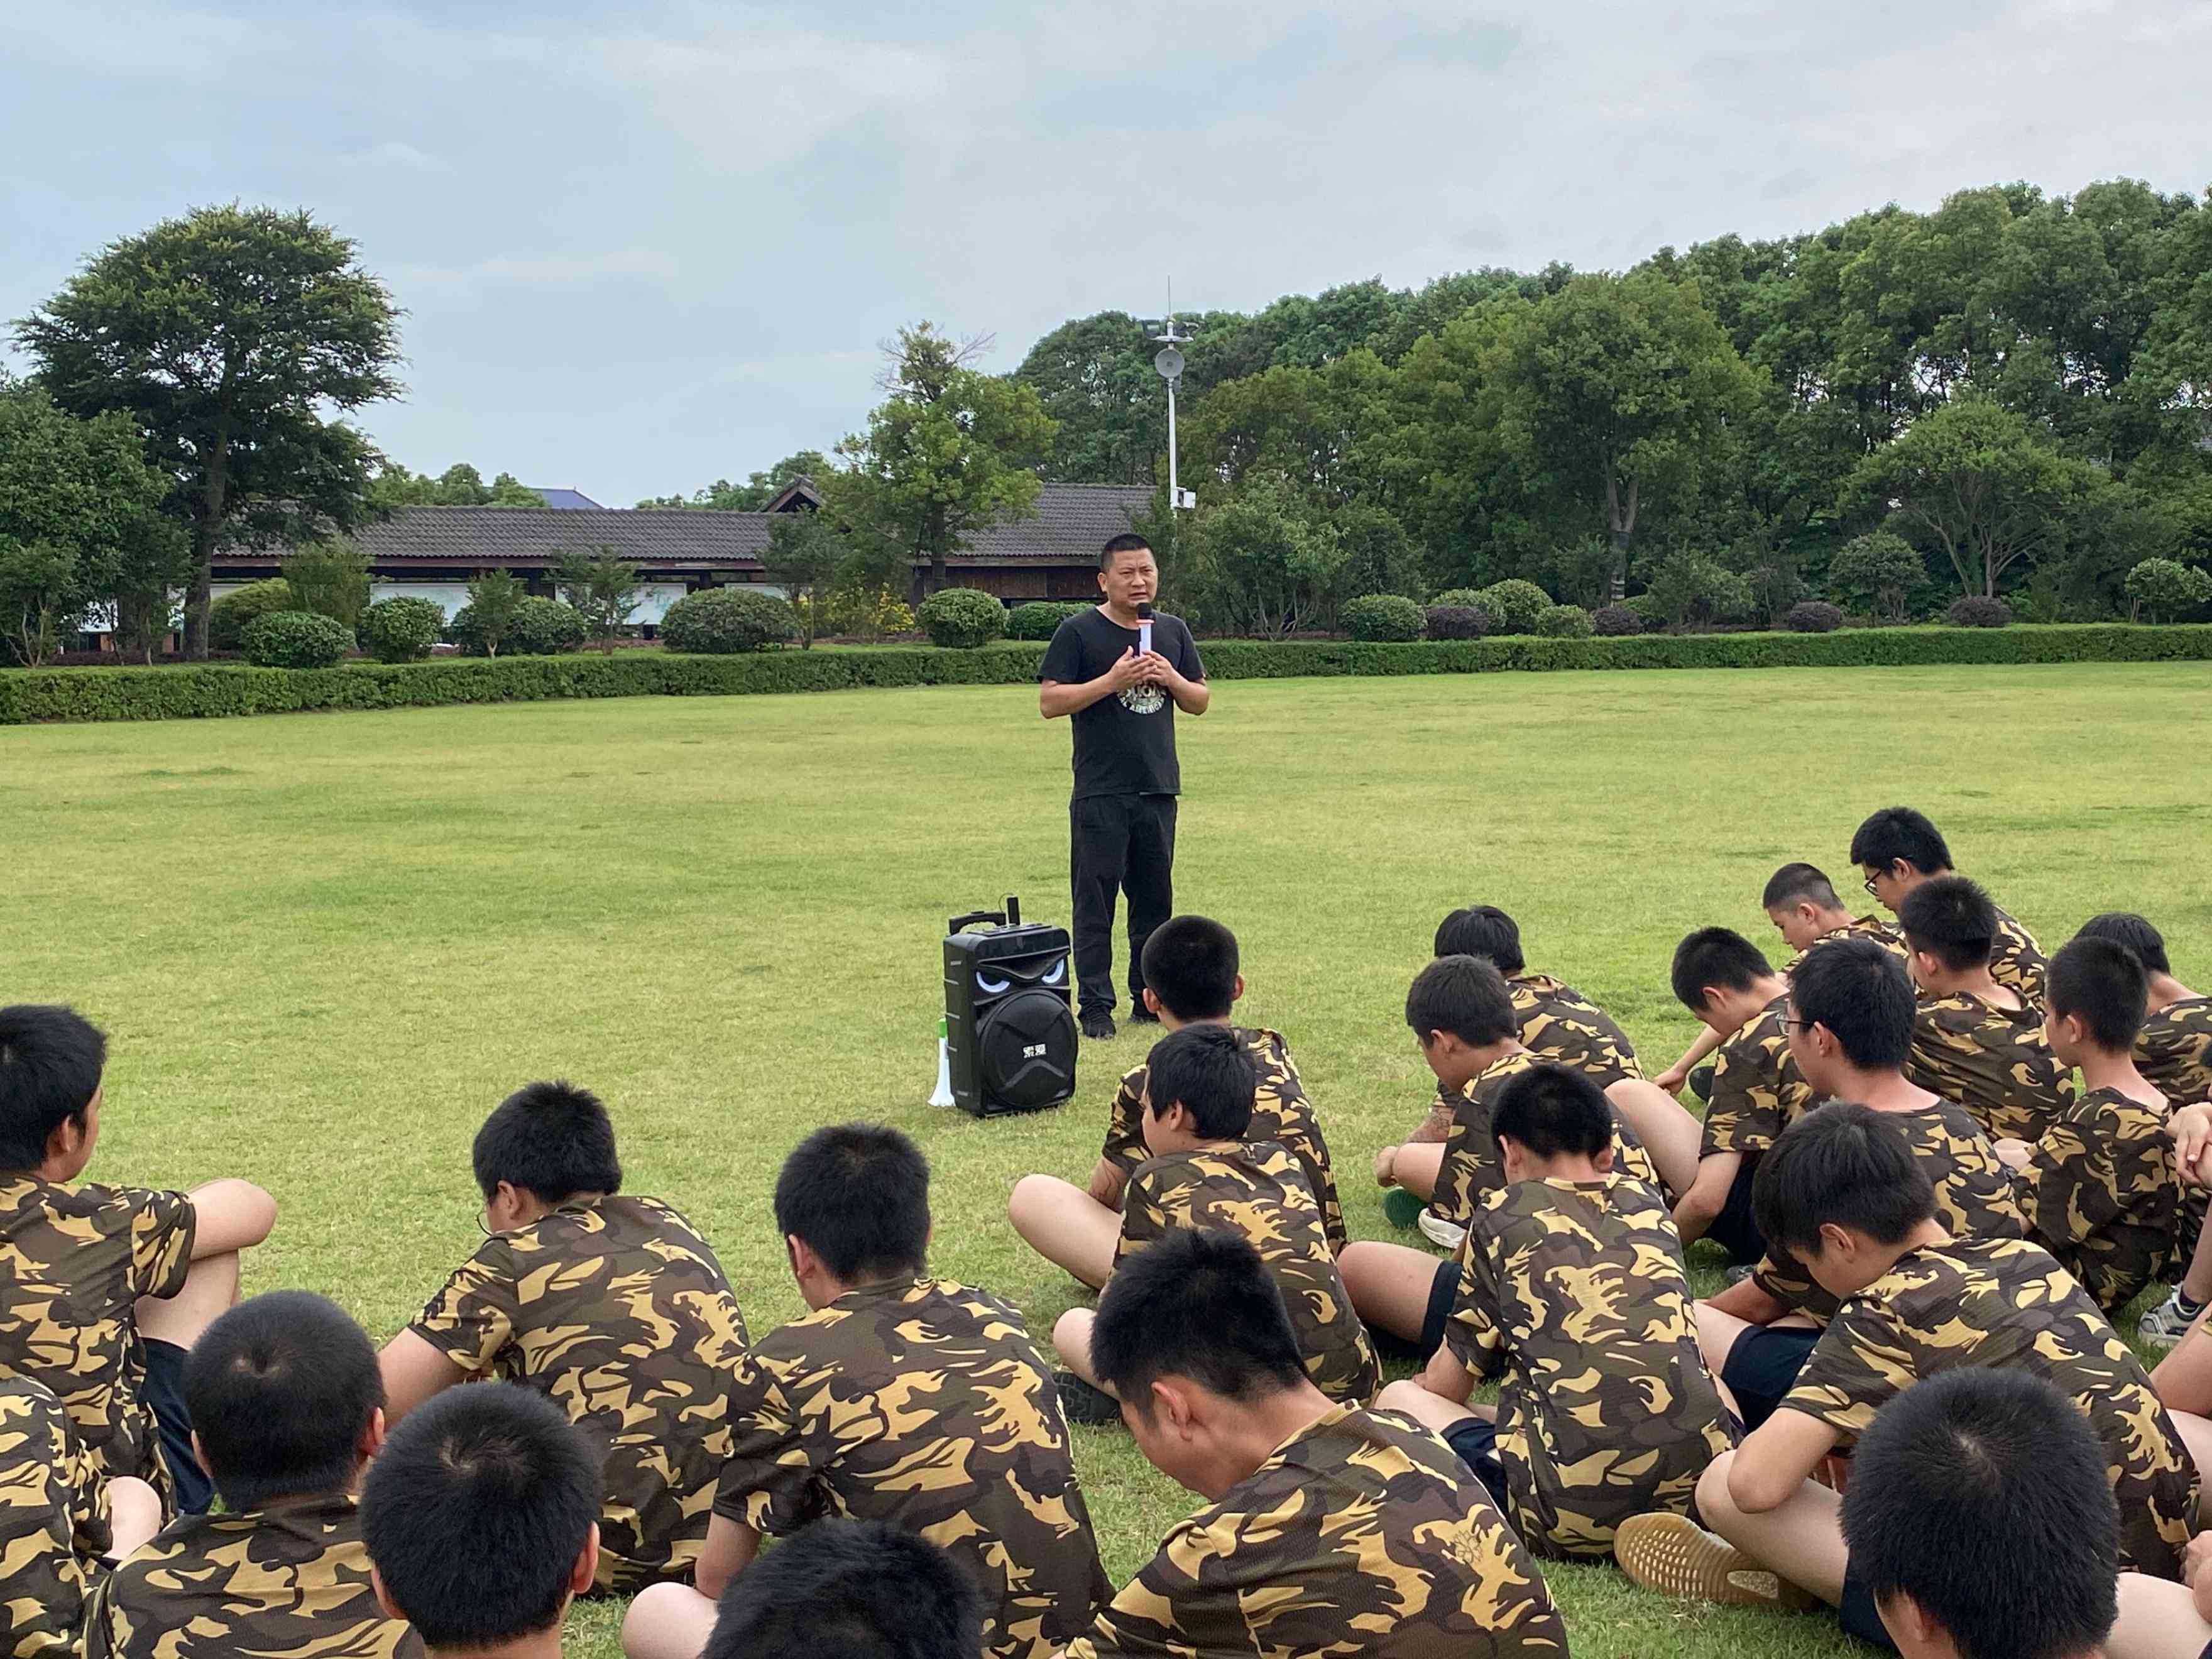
[135,1252,241,1350]
[2154,1305,2212,1415]
[1391,1143,1446,1202]
[1375,1377,1492,1435]
[1694,1454,1849,1607]
[2109,1570,2212,1659]
[1007,1176,1120,1291]
[1696,1302,1753,1380]
[2169,1407,2212,1484]
[621,1582,720,1659]
[106,1475,162,1558]
[2183,1203,2212,1305]
[1340,1242,1450,1343]
[1052,1308,1106,1389]
[1607,1080,1702,1198]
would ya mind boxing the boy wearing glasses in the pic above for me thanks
[378,1080,750,1592]
[1849,806,2047,1004]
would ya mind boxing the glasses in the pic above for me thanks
[1778,1017,1812,1032]
[477,1208,497,1239]
[1862,874,1881,895]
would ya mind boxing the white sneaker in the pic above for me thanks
[2139,1289,2204,1349]
[1416,1207,1467,1253]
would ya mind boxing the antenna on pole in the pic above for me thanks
[1153,283,1192,512]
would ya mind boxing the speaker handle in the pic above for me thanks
[947,909,1006,934]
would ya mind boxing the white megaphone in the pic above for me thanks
[929,1016,955,1108]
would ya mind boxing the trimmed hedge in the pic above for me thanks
[917,587,1007,649]
[9,627,2212,724]
[1341,594,1426,642]
[241,611,354,669]
[1006,601,1088,641]
[660,588,798,654]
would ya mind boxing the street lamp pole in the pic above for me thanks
[1153,295,1189,512]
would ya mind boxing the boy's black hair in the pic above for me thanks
[184,1291,383,1512]
[360,1384,601,1650]
[1432,905,1525,973]
[1090,1228,1306,1418]
[1897,875,1998,973]
[2047,936,2148,1053]
[1751,1103,1939,1262]
[1840,1368,2118,1659]
[1405,955,1519,1047]
[471,1080,622,1205]
[2074,911,2171,977]
[1669,927,1775,1014]
[1489,1063,1612,1161]
[1849,806,1953,876]
[1138,916,1239,1020]
[1761,862,1844,912]
[1143,1026,1256,1140]
[0,1004,106,1171]
[706,1518,983,1659]
[1789,938,1916,1071]
[774,1123,929,1282]
[1099,532,1153,569]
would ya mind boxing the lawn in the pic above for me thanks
[6,660,2210,1658]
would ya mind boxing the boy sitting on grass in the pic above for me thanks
[85,1291,424,1659]
[1853,805,2047,1004]
[1061,1227,1568,1659]
[0,1378,161,1658]
[1900,876,2076,1142]
[701,1519,983,1659]
[1008,914,1344,1286]
[378,1080,751,1593]
[0,1004,277,1518]
[1053,1026,1378,1417]
[1363,1065,1733,1562]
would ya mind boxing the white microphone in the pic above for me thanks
[1136,601,1153,657]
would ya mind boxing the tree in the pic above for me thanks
[1012,313,1161,485]
[1827,529,1930,623]
[458,570,526,657]
[16,204,403,659]
[280,539,373,627]
[2123,557,2212,622]
[1181,481,1345,637]
[554,545,642,655]
[635,452,830,511]
[760,512,844,647]
[369,463,544,510]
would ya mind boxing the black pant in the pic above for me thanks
[1070,792,1178,1015]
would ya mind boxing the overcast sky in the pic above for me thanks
[4,1,2207,505]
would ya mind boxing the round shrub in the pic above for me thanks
[1946,595,2012,628]
[1431,588,1486,608]
[1473,579,1552,634]
[241,609,354,668]
[660,588,799,654]
[1784,600,1845,633]
[356,596,446,664]
[2124,557,2212,623]
[1589,605,1644,636]
[1006,601,1089,641]
[1340,593,1425,642]
[917,587,1007,649]
[510,596,589,655]
[209,579,295,651]
[1533,603,1594,638]
[1423,604,1490,640]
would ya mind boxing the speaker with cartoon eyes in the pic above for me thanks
[942,895,1078,1118]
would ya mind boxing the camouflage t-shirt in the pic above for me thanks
[2139,997,2212,1105]
[1120,1144,1379,1404]
[1101,1027,1345,1252]
[84,1493,425,1659]
[407,1193,750,1591]
[0,1379,105,1659]
[1508,972,1643,1086]
[1988,905,2050,1007]
[2012,1085,2181,1313]
[1784,915,1908,975]
[1699,996,1818,1158]
[1432,1049,1662,1230]
[0,1176,194,1503]
[1908,991,2076,1142]
[713,1276,1108,1659]
[1443,1174,1734,1558]
[1061,1404,1567,1659]
[1780,1236,2196,1579]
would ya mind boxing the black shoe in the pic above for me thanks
[1080,1009,1115,1041]
[1688,1063,1716,1103]
[1054,1371,1123,1427]
[1127,1005,1161,1026]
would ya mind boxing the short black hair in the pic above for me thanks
[1762,862,1842,911]
[1850,806,1953,876]
[1144,1026,1255,1140]
[1433,905,1525,973]
[2047,936,2147,1053]
[1790,938,1916,1071]
[360,1384,601,1650]
[774,1123,929,1282]
[1090,1228,1306,1418]
[472,1080,622,1205]
[2074,912,2171,977]
[1897,875,1997,973]
[1406,955,1518,1047]
[1841,1369,2118,1659]
[1752,1103,1938,1262]
[706,1519,983,1659]
[185,1291,383,1511]
[0,1005,106,1171]
[1100,532,1153,569]
[1139,916,1239,1019]
[1489,1064,1612,1161]
[1670,928,1774,1014]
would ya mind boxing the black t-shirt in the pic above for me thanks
[1039,606,1205,801]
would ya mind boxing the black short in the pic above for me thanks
[1442,1416,1513,1518]
[1704,1155,1766,1266]
[1837,1562,1898,1651]
[1719,1324,1820,1435]
[1366,1258,1459,1365]
[143,1338,213,1516]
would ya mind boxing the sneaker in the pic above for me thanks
[1054,1371,1123,1428]
[1416,1207,1468,1253]
[2139,1288,2205,1348]
[1688,1064,1716,1103]
[1614,1513,1818,1612]
[1079,1009,1115,1043]
[1724,1263,1758,1287]
[1127,1005,1161,1026]
[1382,1188,1426,1230]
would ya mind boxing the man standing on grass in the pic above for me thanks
[1040,533,1208,1042]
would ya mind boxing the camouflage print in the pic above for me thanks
[1432,1050,1662,1232]
[1444,1174,1734,1558]
[1753,1102,2026,1321]
[0,1379,105,1659]
[1120,1144,1379,1404]
[407,1194,749,1591]
[1908,991,2077,1143]
[1699,996,1818,1158]
[0,1176,194,1506]
[1101,1027,1345,1252]
[84,1494,424,1659]
[1785,915,1908,975]
[713,1276,1108,1659]
[1062,1403,1567,1659]
[1508,972,1643,1087]
[1780,1235,2197,1579]
[2138,997,2212,1105]
[2012,1085,2182,1313]
[1988,905,2050,1007]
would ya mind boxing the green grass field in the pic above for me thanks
[8,661,2211,1657]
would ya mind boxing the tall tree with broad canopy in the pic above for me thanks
[635,451,831,510]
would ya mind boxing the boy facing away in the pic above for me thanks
[701,1519,983,1659]
[0,1377,159,1658]
[378,1080,750,1592]
[0,1004,277,1518]
[1852,806,2047,1004]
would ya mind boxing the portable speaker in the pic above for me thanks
[943,896,1078,1118]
